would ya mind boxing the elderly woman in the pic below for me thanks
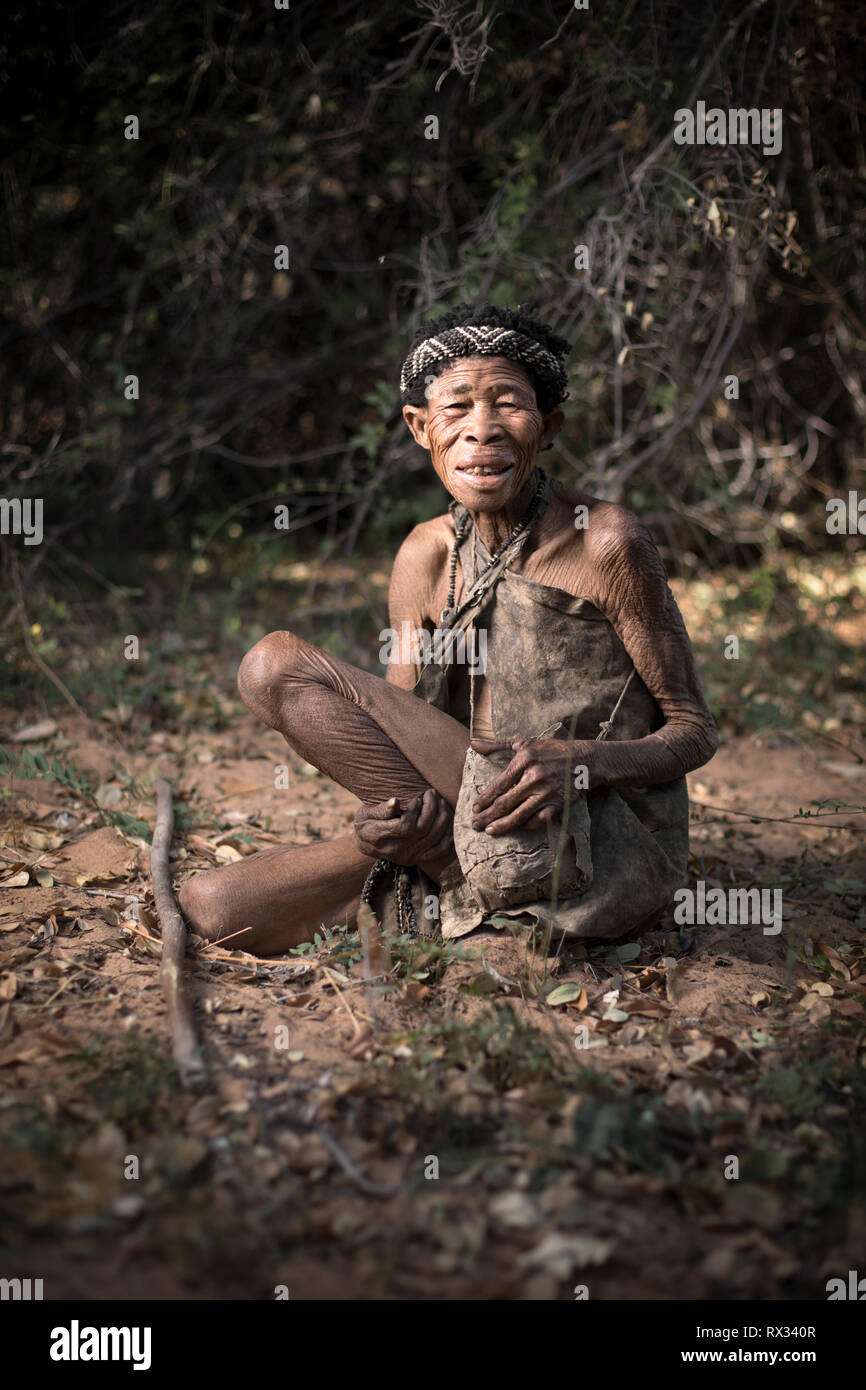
[179,303,719,954]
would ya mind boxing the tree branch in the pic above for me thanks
[151,778,207,1088]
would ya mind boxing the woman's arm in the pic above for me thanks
[470,506,720,834]
[577,505,720,788]
[352,521,456,865]
[382,521,448,690]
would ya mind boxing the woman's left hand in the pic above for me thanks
[468,737,592,835]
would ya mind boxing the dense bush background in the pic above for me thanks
[1,0,864,586]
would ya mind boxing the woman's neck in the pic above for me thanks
[470,470,539,553]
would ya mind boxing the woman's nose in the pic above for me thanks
[464,407,504,442]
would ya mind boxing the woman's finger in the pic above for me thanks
[483,793,554,837]
[412,788,439,838]
[412,804,453,853]
[471,752,529,812]
[358,815,410,848]
[523,805,558,830]
[416,823,453,859]
[471,770,549,829]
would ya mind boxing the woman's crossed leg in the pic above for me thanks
[177,631,470,955]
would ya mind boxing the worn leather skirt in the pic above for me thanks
[440,745,689,941]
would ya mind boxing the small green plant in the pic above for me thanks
[4,1104,84,1165]
[289,924,364,968]
[287,925,467,979]
[388,932,469,985]
[388,1006,577,1096]
[754,1057,849,1119]
[0,743,152,839]
[63,1031,181,1128]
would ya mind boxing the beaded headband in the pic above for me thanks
[399,324,569,402]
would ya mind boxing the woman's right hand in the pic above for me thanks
[353,787,454,866]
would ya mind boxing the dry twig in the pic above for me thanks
[151,778,207,1087]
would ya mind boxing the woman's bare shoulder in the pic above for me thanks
[391,512,454,574]
[550,479,645,538]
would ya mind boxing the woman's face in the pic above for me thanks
[402,356,563,512]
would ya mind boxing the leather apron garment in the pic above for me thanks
[411,494,690,941]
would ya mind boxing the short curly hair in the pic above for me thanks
[400,301,571,414]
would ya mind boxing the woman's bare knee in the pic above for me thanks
[237,629,305,723]
[177,871,231,943]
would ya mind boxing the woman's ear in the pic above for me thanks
[402,402,430,449]
[539,408,565,449]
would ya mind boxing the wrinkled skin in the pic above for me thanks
[353,356,568,859]
[360,355,719,855]
[353,787,454,867]
[179,354,719,953]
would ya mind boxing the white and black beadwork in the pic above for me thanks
[399,324,569,403]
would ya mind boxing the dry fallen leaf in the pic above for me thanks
[0,869,30,889]
[546,982,587,1008]
[32,960,65,981]
[21,828,65,851]
[805,999,832,1023]
[489,1191,542,1229]
[682,1039,714,1065]
[9,720,58,742]
[403,979,429,1003]
[621,996,669,1018]
[818,944,851,981]
[519,1233,614,1276]
[0,1027,76,1066]
[183,836,221,859]
[664,1080,714,1114]
[214,844,243,863]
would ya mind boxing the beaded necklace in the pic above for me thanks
[441,467,549,626]
[442,467,549,737]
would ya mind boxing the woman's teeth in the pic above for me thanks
[462,466,506,476]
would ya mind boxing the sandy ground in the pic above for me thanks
[1,691,864,1301]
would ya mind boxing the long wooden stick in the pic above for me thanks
[151,778,207,1087]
